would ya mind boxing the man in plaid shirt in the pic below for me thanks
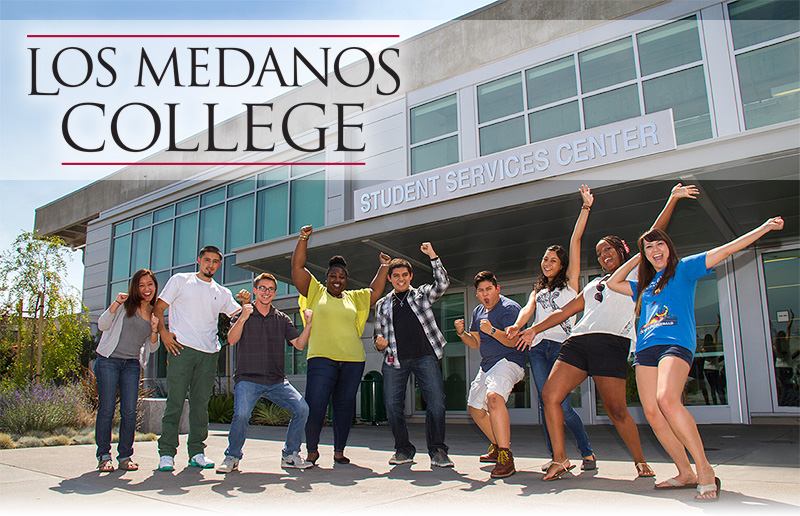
[374,242,452,468]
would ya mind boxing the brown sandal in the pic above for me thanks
[97,459,115,472]
[118,458,139,471]
[636,462,655,477]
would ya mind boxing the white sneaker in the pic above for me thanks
[158,455,174,471]
[188,453,215,469]
[281,451,313,469]
[216,456,239,474]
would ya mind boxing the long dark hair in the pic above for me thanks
[600,235,630,271]
[534,245,569,292]
[124,269,158,318]
[634,229,678,319]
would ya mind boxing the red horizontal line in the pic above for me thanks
[62,162,365,166]
[28,34,398,38]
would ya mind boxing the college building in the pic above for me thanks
[35,0,799,425]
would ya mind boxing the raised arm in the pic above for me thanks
[705,217,784,269]
[606,254,640,296]
[291,225,314,297]
[290,309,313,351]
[369,252,392,306]
[651,183,699,232]
[420,242,450,302]
[226,303,253,346]
[566,185,594,292]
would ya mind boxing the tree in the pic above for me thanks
[0,231,91,384]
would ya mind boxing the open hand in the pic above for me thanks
[670,182,699,200]
[579,184,593,207]
[506,324,521,340]
[516,328,536,351]
[161,332,183,355]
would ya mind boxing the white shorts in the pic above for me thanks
[467,358,525,411]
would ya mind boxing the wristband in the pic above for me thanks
[581,205,591,210]
[299,235,309,241]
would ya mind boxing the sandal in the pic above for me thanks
[97,459,114,472]
[636,462,655,478]
[542,459,575,481]
[118,458,139,471]
[655,477,697,489]
[695,477,721,502]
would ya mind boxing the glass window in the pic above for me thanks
[526,56,577,109]
[479,117,526,156]
[130,228,151,274]
[151,221,173,272]
[686,273,728,406]
[579,37,636,93]
[257,166,289,187]
[153,205,173,223]
[504,292,531,410]
[643,66,712,144]
[583,84,641,129]
[176,197,198,215]
[736,38,800,129]
[173,264,197,276]
[226,281,252,299]
[433,293,467,411]
[173,213,198,266]
[153,270,171,293]
[225,194,255,253]
[529,101,581,143]
[227,178,255,197]
[256,183,289,242]
[200,187,225,207]
[729,0,800,50]
[292,152,326,177]
[477,73,524,124]
[224,255,251,285]
[290,171,325,234]
[410,94,457,144]
[133,213,152,230]
[637,16,702,76]
[410,136,459,175]
[762,249,799,407]
[111,235,131,282]
[108,279,128,305]
[113,220,132,237]
[199,204,225,252]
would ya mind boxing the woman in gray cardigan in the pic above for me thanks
[95,269,160,472]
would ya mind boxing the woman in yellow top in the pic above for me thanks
[292,224,390,465]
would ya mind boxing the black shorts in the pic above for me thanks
[633,344,693,368]
[557,333,631,379]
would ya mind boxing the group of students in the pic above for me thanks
[92,183,783,503]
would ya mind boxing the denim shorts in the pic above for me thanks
[633,344,693,367]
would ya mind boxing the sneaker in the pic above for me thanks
[158,455,174,471]
[430,450,454,468]
[389,451,414,465]
[216,456,239,474]
[188,453,215,469]
[479,443,498,463]
[490,448,515,478]
[540,460,554,472]
[281,451,313,469]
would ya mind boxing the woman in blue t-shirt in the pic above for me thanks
[607,217,784,501]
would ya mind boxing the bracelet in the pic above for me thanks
[298,235,309,241]
[380,263,389,267]
[581,205,591,210]
[456,331,465,337]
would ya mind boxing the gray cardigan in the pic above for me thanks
[96,305,160,368]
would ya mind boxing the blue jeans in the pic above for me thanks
[225,379,309,459]
[382,355,448,458]
[305,358,364,453]
[529,339,593,458]
[94,355,140,461]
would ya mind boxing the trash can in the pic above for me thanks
[360,370,386,424]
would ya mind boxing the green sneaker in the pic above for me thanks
[188,453,214,468]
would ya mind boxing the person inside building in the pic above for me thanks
[374,242,453,468]
[94,269,160,472]
[216,273,314,474]
[455,271,525,479]
[153,245,244,472]
[513,183,697,481]
[292,224,390,465]
[506,185,596,473]
[607,216,785,501]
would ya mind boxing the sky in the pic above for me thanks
[0,0,498,298]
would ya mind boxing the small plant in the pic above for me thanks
[0,380,92,433]
[250,399,291,426]
[207,393,234,423]
[0,433,15,449]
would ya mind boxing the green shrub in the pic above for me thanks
[17,436,44,448]
[0,380,92,433]
[250,399,291,426]
[208,393,234,423]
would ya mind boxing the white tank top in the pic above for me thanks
[532,285,577,347]
[571,275,636,341]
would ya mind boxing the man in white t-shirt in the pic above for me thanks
[153,245,243,471]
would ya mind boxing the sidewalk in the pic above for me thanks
[1,422,798,515]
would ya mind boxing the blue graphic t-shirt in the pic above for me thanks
[629,252,713,354]
[470,295,526,371]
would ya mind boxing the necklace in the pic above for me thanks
[393,290,410,307]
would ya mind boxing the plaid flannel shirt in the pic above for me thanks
[373,257,449,368]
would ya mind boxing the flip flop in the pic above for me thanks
[655,477,697,489]
[695,477,721,501]
[542,459,576,481]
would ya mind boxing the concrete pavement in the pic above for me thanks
[1,421,798,515]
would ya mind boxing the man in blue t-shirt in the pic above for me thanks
[454,271,525,478]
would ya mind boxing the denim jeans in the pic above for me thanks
[382,355,447,458]
[225,379,309,460]
[305,357,365,453]
[529,339,593,458]
[94,355,140,461]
